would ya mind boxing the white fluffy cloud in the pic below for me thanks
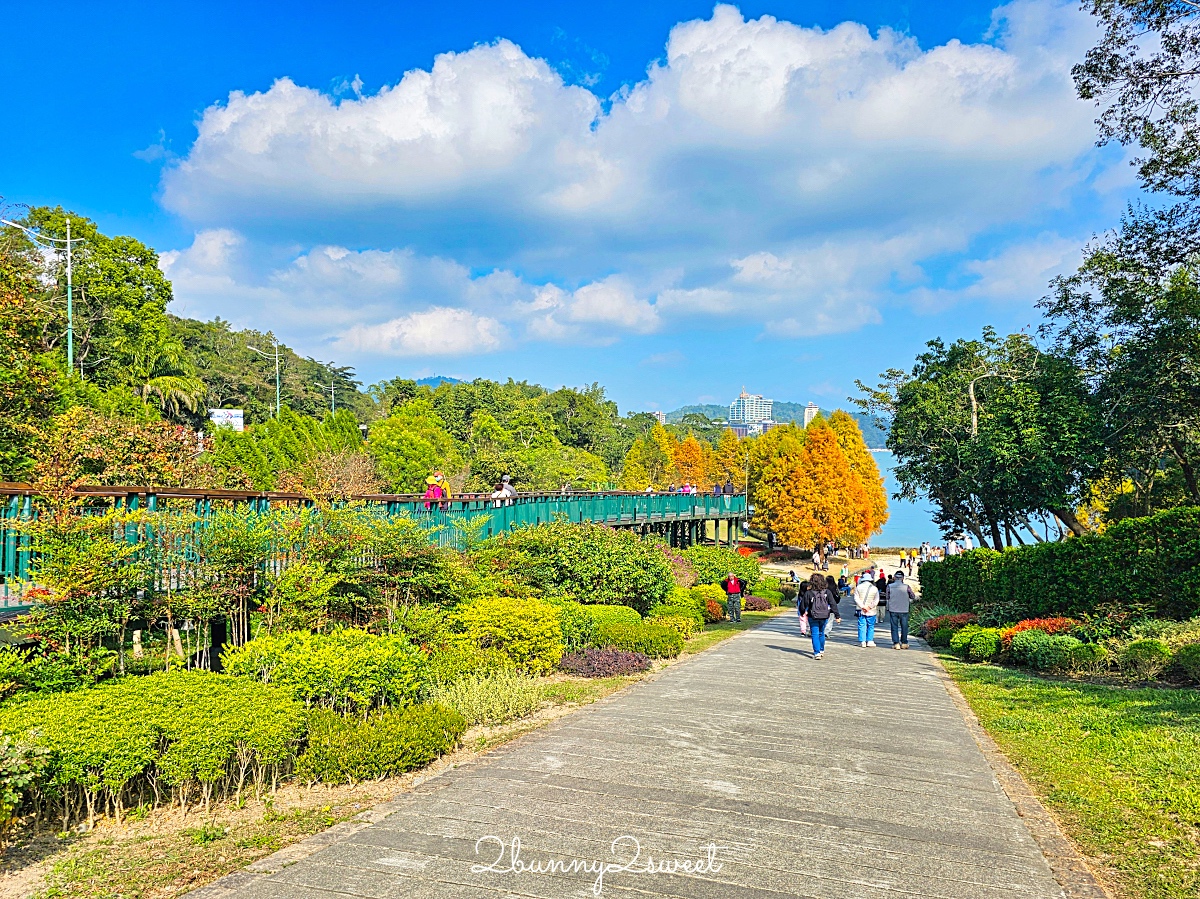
[337,307,507,356]
[159,1,1110,356]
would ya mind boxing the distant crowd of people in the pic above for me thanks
[784,565,918,657]
[643,480,738,495]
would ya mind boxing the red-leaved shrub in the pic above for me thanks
[705,598,726,623]
[920,613,977,637]
[999,617,1078,651]
[744,596,771,611]
[559,648,653,677]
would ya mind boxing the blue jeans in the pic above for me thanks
[890,612,910,645]
[857,613,875,643]
[810,618,828,655]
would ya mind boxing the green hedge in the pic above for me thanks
[594,622,683,658]
[475,521,675,613]
[681,545,761,593]
[223,629,429,714]
[458,596,564,674]
[581,604,643,629]
[919,507,1200,621]
[0,671,306,827]
[296,703,465,784]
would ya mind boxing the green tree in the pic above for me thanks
[368,400,463,493]
[857,330,1103,547]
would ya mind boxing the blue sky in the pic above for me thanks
[5,0,1137,416]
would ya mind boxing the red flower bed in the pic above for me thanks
[705,598,726,623]
[999,617,1078,650]
[920,613,976,636]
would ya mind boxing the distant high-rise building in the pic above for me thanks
[729,388,773,426]
[803,402,820,426]
[652,411,667,424]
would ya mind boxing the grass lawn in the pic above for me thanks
[945,660,1200,899]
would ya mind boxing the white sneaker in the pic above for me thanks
[867,641,877,647]
[860,641,866,648]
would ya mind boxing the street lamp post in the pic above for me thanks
[0,216,85,372]
[319,377,339,413]
[247,339,282,418]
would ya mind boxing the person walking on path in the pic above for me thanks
[887,570,917,649]
[802,572,841,659]
[720,572,744,622]
[854,574,880,647]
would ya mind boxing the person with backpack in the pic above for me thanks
[801,572,841,659]
[720,572,744,622]
[887,570,917,649]
[853,574,880,647]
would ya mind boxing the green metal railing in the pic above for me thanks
[0,483,747,597]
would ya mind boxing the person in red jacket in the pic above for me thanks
[719,572,743,622]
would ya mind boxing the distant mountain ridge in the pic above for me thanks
[666,402,888,448]
[416,376,462,387]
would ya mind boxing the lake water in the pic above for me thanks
[873,450,941,548]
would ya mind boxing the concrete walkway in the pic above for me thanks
[195,605,1067,899]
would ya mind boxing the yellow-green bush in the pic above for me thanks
[0,671,306,827]
[222,629,428,714]
[580,604,642,629]
[458,596,564,674]
[594,622,683,658]
[430,669,544,726]
[295,703,465,784]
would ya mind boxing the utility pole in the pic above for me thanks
[0,215,84,372]
[248,339,282,418]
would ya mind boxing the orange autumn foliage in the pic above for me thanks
[753,425,877,547]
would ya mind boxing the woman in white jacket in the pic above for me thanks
[854,576,880,647]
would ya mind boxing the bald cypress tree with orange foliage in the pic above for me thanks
[673,433,716,489]
[753,425,878,548]
[828,410,889,534]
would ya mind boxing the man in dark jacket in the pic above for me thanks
[720,572,743,622]
[887,570,917,649]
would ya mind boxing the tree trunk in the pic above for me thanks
[981,502,1004,551]
[1051,507,1087,537]
[1168,437,1200,503]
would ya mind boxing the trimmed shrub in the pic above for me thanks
[647,599,704,631]
[1174,643,1200,683]
[223,629,428,714]
[0,671,306,827]
[646,613,699,639]
[559,648,652,677]
[1010,630,1053,667]
[920,613,977,637]
[691,583,726,606]
[1135,616,1200,650]
[458,596,564,674]
[0,736,45,842]
[425,637,513,685]
[1068,642,1110,674]
[967,628,1003,662]
[704,598,726,623]
[594,622,683,658]
[999,618,1079,652]
[543,598,599,654]
[296,703,465,784]
[581,604,643,629]
[755,589,784,607]
[475,521,675,613]
[744,596,772,612]
[681,545,761,593]
[1033,635,1083,672]
[949,625,983,659]
[430,670,543,726]
[927,627,955,647]
[1119,639,1173,680]
[918,507,1200,620]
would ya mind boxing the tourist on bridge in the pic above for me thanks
[802,572,841,659]
[722,478,735,494]
[854,572,880,647]
[720,572,744,622]
[887,571,917,650]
